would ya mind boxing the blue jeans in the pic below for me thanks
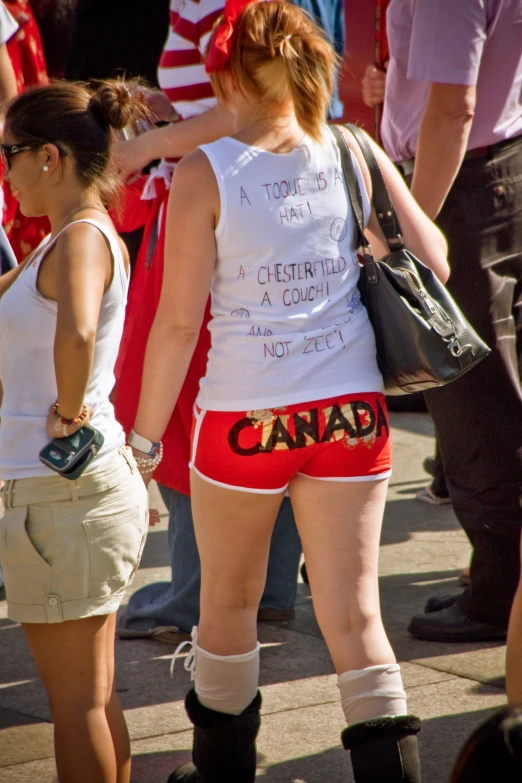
[119,485,302,633]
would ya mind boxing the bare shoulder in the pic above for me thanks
[55,219,112,255]
[174,148,218,192]
[53,218,116,281]
[170,148,220,221]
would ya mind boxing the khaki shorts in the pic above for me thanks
[0,447,149,623]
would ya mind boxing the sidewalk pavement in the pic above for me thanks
[0,412,507,782]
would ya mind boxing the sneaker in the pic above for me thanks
[116,625,192,644]
[415,486,452,506]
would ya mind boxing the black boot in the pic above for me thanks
[342,715,422,782]
[168,689,262,783]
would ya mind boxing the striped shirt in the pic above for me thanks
[158,0,223,120]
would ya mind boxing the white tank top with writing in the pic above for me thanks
[198,125,383,411]
[0,219,129,480]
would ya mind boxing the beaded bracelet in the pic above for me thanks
[51,402,88,427]
[133,442,164,474]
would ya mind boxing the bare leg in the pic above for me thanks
[105,614,131,783]
[190,470,285,655]
[506,530,522,705]
[23,614,120,783]
[288,475,395,673]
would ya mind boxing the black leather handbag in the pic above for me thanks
[330,124,491,395]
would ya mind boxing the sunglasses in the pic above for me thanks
[0,142,67,171]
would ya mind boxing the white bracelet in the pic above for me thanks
[133,441,164,473]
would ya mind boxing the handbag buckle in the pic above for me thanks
[447,338,473,358]
[447,338,463,357]
[388,235,405,251]
[362,251,378,284]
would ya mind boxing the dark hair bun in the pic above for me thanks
[91,79,148,131]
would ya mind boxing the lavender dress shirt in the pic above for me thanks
[381,0,522,162]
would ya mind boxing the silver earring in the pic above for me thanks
[43,165,49,171]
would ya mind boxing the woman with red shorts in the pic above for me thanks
[130,2,449,781]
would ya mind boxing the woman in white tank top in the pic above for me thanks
[0,81,152,783]
[131,3,449,782]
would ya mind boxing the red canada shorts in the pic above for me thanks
[189,392,392,494]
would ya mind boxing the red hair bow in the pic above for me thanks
[205,0,258,73]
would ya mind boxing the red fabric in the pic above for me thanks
[2,0,50,261]
[113,186,212,496]
[110,176,153,235]
[375,0,391,69]
[205,0,258,73]
[169,11,200,45]
[160,48,204,68]
[162,82,215,104]
[198,7,225,37]
[191,393,392,492]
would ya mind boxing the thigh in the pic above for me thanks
[23,614,112,711]
[288,475,389,627]
[190,470,284,605]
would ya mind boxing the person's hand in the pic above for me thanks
[148,506,161,526]
[113,135,155,184]
[130,446,159,491]
[138,87,178,123]
[362,64,387,108]
[46,404,94,439]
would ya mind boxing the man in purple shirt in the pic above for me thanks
[364,0,522,643]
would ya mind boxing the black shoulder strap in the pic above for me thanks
[344,123,404,250]
[329,125,368,250]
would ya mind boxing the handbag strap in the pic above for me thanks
[330,124,379,284]
[344,123,405,252]
[329,125,368,250]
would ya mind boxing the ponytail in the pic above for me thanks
[209,1,337,142]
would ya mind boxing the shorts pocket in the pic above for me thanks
[0,505,52,599]
[0,505,52,569]
[82,506,145,584]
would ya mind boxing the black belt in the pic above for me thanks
[397,132,522,178]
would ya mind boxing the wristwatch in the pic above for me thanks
[128,429,161,457]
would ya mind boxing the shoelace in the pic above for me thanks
[170,626,197,679]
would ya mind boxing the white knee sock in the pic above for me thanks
[195,641,261,716]
[338,664,407,726]
[172,627,260,716]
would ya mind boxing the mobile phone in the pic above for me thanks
[39,425,104,480]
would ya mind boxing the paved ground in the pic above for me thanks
[0,412,507,782]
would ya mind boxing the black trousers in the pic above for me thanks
[422,140,522,627]
[430,438,449,499]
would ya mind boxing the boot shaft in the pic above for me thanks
[342,715,422,783]
[169,689,262,783]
